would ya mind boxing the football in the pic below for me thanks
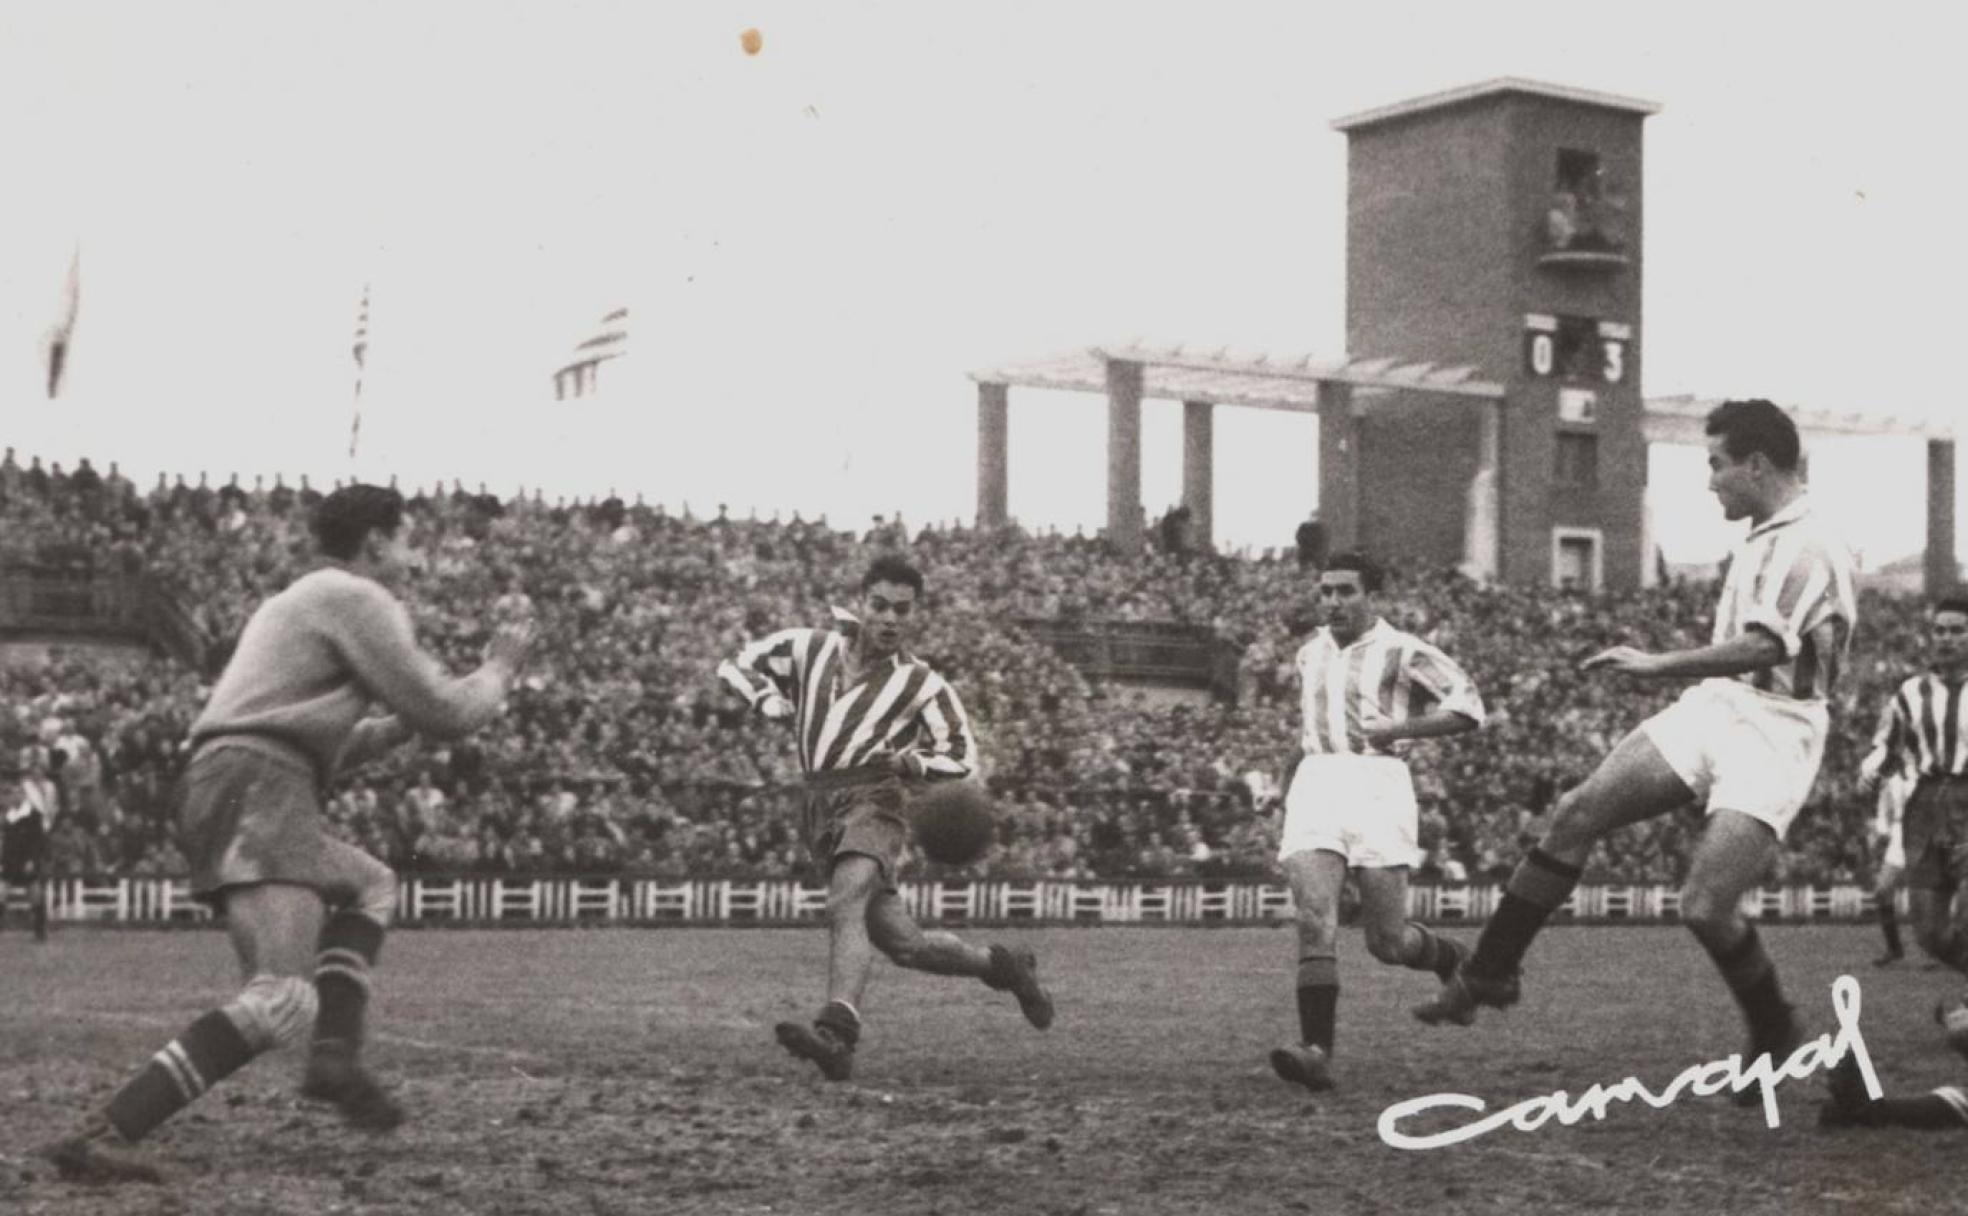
[911,782,997,866]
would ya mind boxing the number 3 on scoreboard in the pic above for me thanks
[1602,339,1625,384]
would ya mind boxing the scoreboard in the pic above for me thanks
[1524,313,1632,385]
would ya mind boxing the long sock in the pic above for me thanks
[1879,898,1903,954]
[1468,848,1582,979]
[1399,922,1453,978]
[1872,1088,1968,1130]
[1295,955,1338,1055]
[103,1011,259,1143]
[1699,923,1793,1050]
[816,999,861,1047]
[314,910,385,1048]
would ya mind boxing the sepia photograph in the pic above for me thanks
[2,3,1965,1212]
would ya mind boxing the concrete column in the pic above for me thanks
[976,381,1009,529]
[1462,398,1501,583]
[1181,399,1214,550]
[1929,439,1957,593]
[1316,380,1357,552]
[1105,359,1143,551]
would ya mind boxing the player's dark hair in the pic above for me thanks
[1705,399,1801,473]
[1323,551,1384,593]
[1933,595,1968,619]
[862,554,925,596]
[313,484,405,561]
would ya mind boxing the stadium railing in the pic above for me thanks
[1014,618,1242,700]
[0,563,209,668]
[18,876,1889,927]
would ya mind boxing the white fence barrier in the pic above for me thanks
[8,877,1896,926]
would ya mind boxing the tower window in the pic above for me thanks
[1555,432,1598,489]
[1546,149,1627,252]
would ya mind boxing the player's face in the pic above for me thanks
[861,580,919,657]
[1317,570,1372,637]
[1705,435,1757,521]
[1932,610,1968,673]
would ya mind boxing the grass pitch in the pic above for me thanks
[1,923,1960,1215]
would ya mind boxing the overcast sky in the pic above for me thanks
[2,2,1962,565]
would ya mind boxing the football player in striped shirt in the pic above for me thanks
[1269,552,1485,1093]
[718,555,1052,1082]
[1417,400,1858,1095]
[1857,596,1968,973]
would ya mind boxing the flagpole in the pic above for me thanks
[349,284,369,462]
[46,243,82,400]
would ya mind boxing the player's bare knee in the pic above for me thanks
[1293,902,1335,945]
[865,905,917,958]
[826,870,879,922]
[1677,885,1738,939]
[225,973,318,1052]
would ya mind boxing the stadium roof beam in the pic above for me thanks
[1642,393,1956,444]
[1646,394,1957,593]
[971,344,1960,586]
[968,343,1504,552]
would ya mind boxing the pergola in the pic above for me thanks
[1643,394,1957,589]
[968,342,1505,554]
[969,344,1960,589]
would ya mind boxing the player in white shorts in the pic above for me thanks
[1268,552,1485,1093]
[1417,399,1858,1097]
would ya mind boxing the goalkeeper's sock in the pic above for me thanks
[104,1010,259,1143]
[1295,955,1338,1055]
[313,910,386,1050]
[1878,899,1903,955]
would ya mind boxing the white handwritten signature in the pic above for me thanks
[1378,975,1882,1150]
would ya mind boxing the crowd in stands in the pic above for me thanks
[0,446,1912,888]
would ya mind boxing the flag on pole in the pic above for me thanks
[552,307,628,400]
[349,285,370,458]
[45,245,81,399]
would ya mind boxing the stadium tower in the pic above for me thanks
[1332,79,1655,591]
[973,79,1957,591]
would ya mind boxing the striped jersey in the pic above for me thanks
[1863,673,1968,781]
[1296,619,1484,757]
[726,621,975,780]
[1710,496,1856,702]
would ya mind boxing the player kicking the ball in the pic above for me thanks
[42,485,533,1182]
[1415,400,1857,1103]
[718,555,1052,1082]
[1268,552,1485,1093]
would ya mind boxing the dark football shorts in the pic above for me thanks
[180,741,389,909]
[2,814,49,883]
[1903,777,1968,892]
[802,769,912,892]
